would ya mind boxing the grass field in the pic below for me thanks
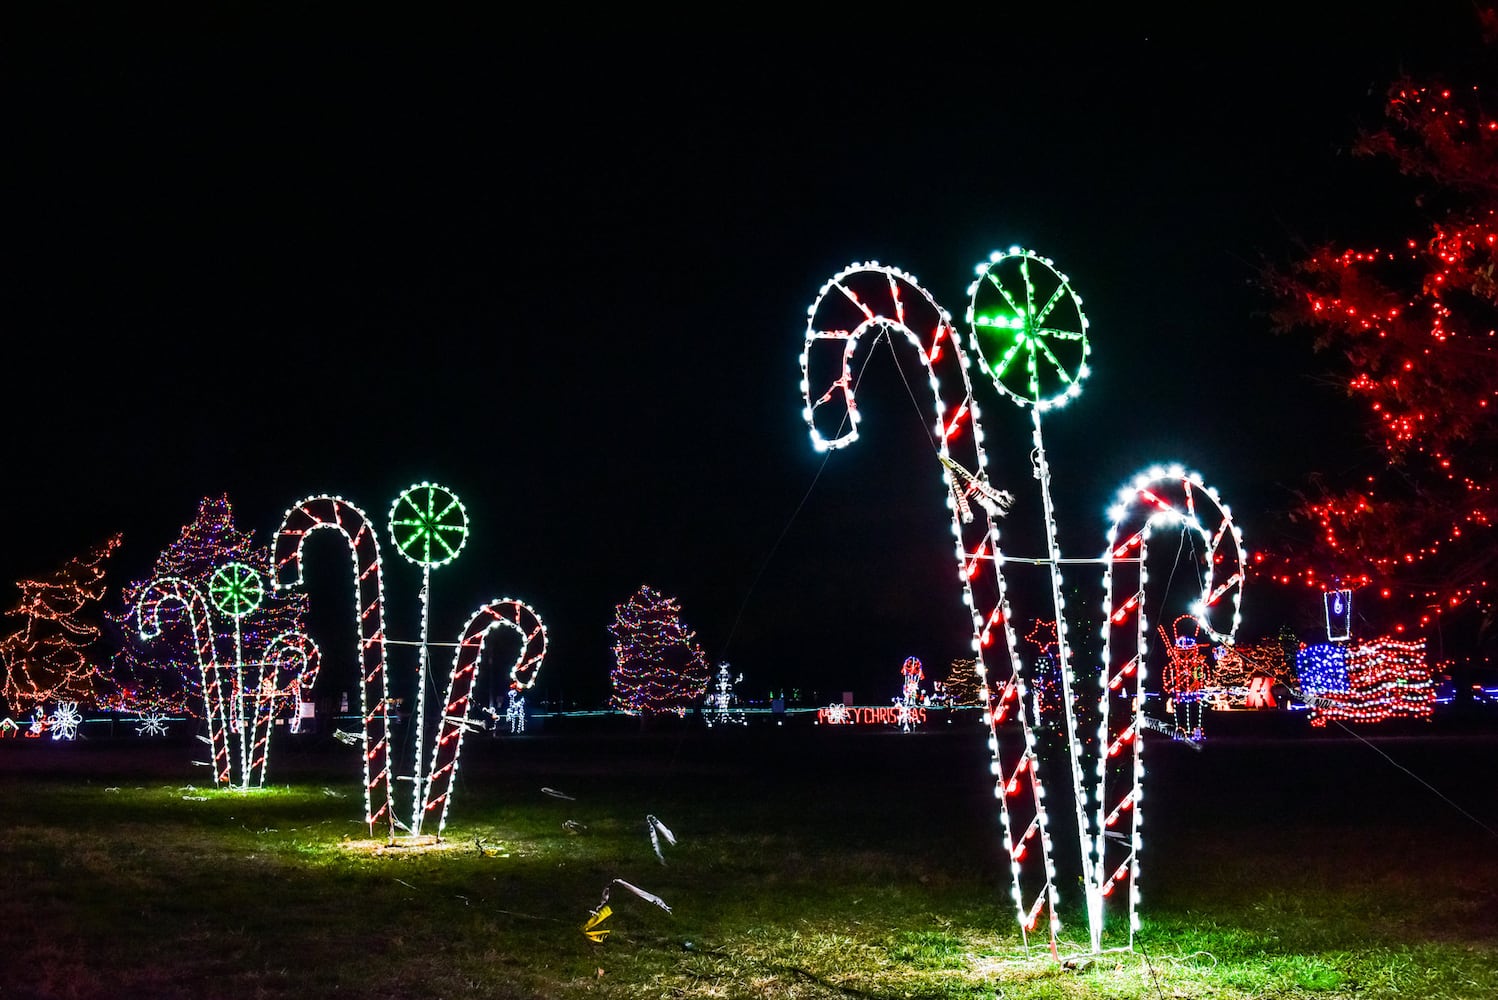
[3,718,1497,999]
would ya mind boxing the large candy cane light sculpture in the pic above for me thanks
[798,252,1246,956]
[801,262,1061,947]
[136,577,232,786]
[273,496,396,839]
[420,598,547,837]
[1095,465,1243,949]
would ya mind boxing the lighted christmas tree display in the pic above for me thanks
[109,496,308,716]
[608,585,710,719]
[0,533,123,713]
[938,657,983,706]
[1266,25,1498,650]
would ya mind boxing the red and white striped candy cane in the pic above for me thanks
[136,577,232,786]
[801,263,1059,946]
[272,496,395,840]
[421,599,547,838]
[252,630,322,786]
[1095,464,1244,947]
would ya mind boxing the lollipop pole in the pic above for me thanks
[409,564,432,835]
[1030,405,1104,952]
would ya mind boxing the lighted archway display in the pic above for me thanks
[798,252,1244,956]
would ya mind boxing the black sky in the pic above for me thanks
[3,14,1487,706]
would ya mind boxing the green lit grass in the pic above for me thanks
[3,728,1496,998]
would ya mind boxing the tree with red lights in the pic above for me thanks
[0,533,123,713]
[1267,22,1498,651]
[608,584,710,722]
[106,495,308,715]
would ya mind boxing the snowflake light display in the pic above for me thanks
[274,488,546,840]
[798,251,1244,955]
[135,711,170,737]
[48,701,83,740]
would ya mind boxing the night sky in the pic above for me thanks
[4,15,1487,706]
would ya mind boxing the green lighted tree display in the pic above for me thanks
[0,533,123,713]
[608,584,710,719]
[1265,26,1498,651]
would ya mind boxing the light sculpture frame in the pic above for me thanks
[273,489,546,841]
[798,251,1244,956]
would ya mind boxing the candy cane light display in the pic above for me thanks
[388,482,470,835]
[797,253,1246,957]
[420,598,547,837]
[273,496,396,838]
[801,262,1060,947]
[136,577,232,786]
[1095,465,1244,948]
[207,561,277,790]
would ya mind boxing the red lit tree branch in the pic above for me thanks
[1265,33,1498,647]
[0,533,123,712]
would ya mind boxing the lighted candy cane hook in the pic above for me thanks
[273,496,396,840]
[136,577,233,786]
[420,599,547,838]
[800,262,1061,946]
[259,630,322,779]
[1095,464,1244,950]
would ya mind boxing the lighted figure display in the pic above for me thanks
[273,488,546,840]
[704,662,746,727]
[505,687,526,733]
[798,251,1244,955]
[1158,615,1209,738]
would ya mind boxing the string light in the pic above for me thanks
[609,585,710,718]
[0,534,122,713]
[1265,77,1498,639]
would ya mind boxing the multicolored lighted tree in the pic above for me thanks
[0,534,123,714]
[609,585,710,720]
[109,496,308,717]
[1265,41,1498,649]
